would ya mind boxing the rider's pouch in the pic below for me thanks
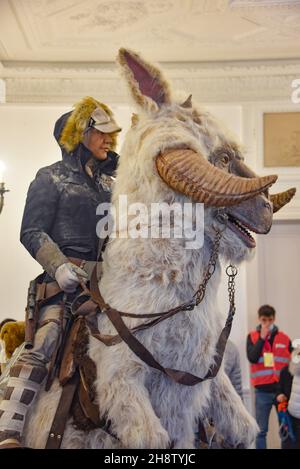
[59,316,87,386]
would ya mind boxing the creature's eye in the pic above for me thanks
[220,153,230,165]
[192,114,202,125]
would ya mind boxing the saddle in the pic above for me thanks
[46,313,118,449]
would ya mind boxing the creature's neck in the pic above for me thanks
[100,236,221,316]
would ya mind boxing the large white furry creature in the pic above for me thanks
[23,49,295,449]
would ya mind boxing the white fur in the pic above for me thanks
[23,53,259,449]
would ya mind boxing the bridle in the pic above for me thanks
[74,211,238,386]
[45,214,238,449]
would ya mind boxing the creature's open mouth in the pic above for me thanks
[227,213,256,248]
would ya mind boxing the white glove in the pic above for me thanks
[55,262,88,293]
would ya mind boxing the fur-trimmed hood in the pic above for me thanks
[54,97,118,153]
[53,111,119,176]
[53,111,71,150]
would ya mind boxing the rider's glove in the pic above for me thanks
[55,262,88,293]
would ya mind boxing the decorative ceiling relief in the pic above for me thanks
[0,0,298,61]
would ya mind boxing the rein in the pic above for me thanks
[45,224,238,448]
[75,225,238,386]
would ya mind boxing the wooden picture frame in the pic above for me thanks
[242,104,300,220]
[263,112,300,167]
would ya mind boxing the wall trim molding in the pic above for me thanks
[1,58,300,104]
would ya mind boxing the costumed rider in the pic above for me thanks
[0,97,121,448]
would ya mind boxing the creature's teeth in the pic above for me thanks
[229,216,254,240]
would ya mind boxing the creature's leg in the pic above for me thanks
[169,382,212,449]
[171,423,196,449]
[210,371,259,448]
[92,344,170,449]
[157,398,195,449]
[0,304,62,448]
[100,378,170,448]
[254,390,275,449]
[83,427,122,449]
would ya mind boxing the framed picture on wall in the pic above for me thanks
[263,112,300,167]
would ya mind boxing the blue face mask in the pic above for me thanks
[268,323,275,331]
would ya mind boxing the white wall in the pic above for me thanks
[251,221,300,340]
[0,105,68,321]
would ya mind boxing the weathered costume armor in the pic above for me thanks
[0,99,121,448]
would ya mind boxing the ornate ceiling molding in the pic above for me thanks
[1,58,300,104]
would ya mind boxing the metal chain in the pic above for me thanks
[191,210,238,319]
[193,227,224,306]
[225,264,238,326]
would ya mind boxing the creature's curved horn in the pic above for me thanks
[156,149,278,207]
[270,188,296,213]
[180,94,192,108]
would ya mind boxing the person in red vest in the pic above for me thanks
[247,304,292,449]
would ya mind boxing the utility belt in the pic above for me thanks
[37,257,101,302]
[24,258,102,349]
[24,257,102,391]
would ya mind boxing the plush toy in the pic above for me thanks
[0,320,25,362]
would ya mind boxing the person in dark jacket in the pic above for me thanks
[224,340,243,401]
[276,341,300,449]
[247,304,292,449]
[0,97,121,448]
[276,365,295,448]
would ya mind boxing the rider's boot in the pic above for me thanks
[0,363,47,448]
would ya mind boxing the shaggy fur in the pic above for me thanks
[22,49,261,449]
[59,96,118,152]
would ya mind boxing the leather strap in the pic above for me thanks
[42,281,61,299]
[78,373,101,427]
[68,257,86,268]
[88,267,235,386]
[45,370,80,449]
[37,318,61,329]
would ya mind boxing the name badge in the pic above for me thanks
[263,352,274,367]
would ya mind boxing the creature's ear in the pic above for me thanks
[180,94,193,108]
[118,48,171,110]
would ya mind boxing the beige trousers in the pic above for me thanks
[18,303,64,368]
